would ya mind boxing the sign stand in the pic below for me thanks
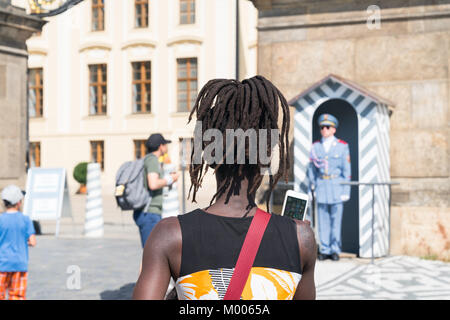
[23,168,73,237]
[56,177,73,237]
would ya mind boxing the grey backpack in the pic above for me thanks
[115,155,152,211]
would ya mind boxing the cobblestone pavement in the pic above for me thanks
[316,256,450,300]
[26,231,450,300]
[27,234,142,300]
[23,195,450,300]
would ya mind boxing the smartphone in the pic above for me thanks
[280,190,309,221]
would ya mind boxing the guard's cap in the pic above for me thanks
[1,185,24,205]
[318,113,339,128]
[146,133,172,152]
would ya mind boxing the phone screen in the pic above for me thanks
[283,196,307,220]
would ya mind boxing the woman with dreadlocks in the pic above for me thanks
[133,76,316,300]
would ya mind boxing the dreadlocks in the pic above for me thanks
[187,75,291,215]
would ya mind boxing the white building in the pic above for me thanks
[19,0,257,210]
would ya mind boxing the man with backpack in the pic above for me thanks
[133,133,179,248]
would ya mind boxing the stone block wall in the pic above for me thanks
[252,0,450,260]
[0,2,45,189]
[0,52,28,189]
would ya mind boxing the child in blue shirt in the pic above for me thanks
[0,185,36,300]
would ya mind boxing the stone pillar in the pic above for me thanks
[0,1,45,189]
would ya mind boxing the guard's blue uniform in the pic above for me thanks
[307,114,351,255]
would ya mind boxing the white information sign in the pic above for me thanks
[23,168,73,236]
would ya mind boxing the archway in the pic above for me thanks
[312,99,359,254]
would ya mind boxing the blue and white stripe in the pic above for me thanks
[162,163,180,219]
[290,75,391,258]
[84,162,104,237]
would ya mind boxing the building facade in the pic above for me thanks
[251,0,450,260]
[19,0,257,210]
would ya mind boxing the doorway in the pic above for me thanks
[312,99,359,255]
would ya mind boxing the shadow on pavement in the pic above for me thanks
[100,283,135,300]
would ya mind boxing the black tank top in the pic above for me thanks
[175,209,302,300]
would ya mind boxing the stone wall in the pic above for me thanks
[0,1,45,189]
[0,51,28,189]
[391,206,450,261]
[251,0,450,260]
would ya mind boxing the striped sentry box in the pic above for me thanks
[84,162,104,237]
[162,163,180,219]
[289,74,393,258]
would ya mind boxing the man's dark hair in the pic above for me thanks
[3,200,15,209]
[187,76,290,215]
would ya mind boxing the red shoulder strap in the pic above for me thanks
[223,208,271,300]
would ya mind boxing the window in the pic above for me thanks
[135,0,149,28]
[92,0,105,31]
[28,68,43,118]
[134,140,147,159]
[90,141,104,170]
[89,64,107,115]
[132,61,151,113]
[177,58,197,112]
[29,142,41,168]
[180,0,195,24]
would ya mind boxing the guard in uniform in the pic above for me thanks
[307,114,351,261]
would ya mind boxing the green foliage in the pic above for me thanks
[73,162,88,184]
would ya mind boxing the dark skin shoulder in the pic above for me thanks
[292,219,317,300]
[132,216,182,300]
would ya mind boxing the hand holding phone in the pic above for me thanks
[280,190,309,221]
